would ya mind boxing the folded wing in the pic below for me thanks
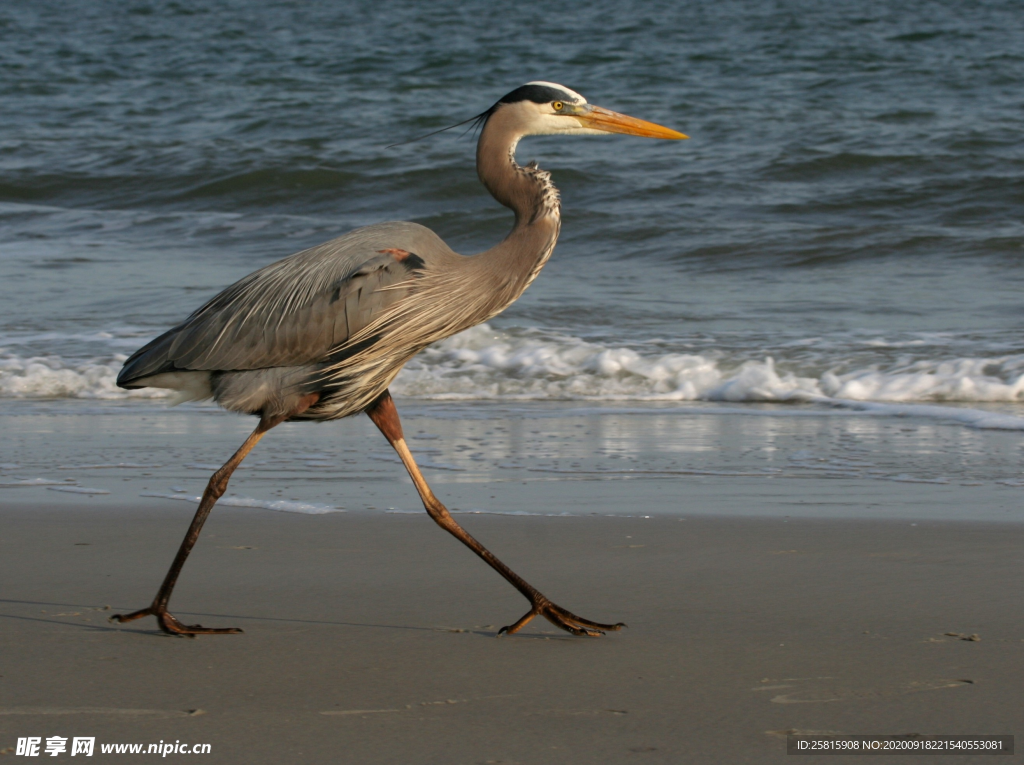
[118,222,441,387]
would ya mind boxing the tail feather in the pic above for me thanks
[116,329,180,389]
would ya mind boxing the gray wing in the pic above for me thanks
[118,222,452,387]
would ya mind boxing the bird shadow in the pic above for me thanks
[0,598,515,639]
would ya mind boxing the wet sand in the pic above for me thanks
[5,400,1024,524]
[1,500,1021,763]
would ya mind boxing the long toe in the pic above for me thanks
[497,607,539,636]
[109,607,155,624]
[159,612,243,636]
[500,600,624,637]
[111,608,241,636]
[549,604,626,632]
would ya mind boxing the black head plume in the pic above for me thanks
[387,82,583,149]
[386,109,492,149]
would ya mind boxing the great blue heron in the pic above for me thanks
[111,82,686,638]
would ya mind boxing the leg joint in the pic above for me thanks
[423,496,452,524]
[208,469,232,498]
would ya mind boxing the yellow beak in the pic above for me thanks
[575,104,687,140]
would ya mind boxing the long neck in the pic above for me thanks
[472,108,562,301]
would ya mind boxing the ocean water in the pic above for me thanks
[2,1,1024,508]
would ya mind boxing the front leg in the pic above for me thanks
[111,394,318,636]
[365,390,624,637]
[110,422,273,637]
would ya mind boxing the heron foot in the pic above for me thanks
[110,606,242,637]
[498,598,625,638]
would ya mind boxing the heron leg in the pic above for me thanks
[112,394,318,637]
[366,390,624,638]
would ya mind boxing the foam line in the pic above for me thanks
[141,492,343,515]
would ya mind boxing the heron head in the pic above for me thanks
[486,81,687,140]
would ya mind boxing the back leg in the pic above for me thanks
[366,390,624,637]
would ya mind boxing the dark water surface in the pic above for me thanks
[1,0,1023,407]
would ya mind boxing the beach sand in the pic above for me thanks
[2,495,1022,763]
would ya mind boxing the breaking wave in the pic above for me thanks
[6,324,1024,410]
[0,354,162,400]
[392,325,1024,405]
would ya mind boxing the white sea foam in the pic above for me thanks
[0,354,167,400]
[57,463,162,469]
[47,486,110,495]
[393,325,1024,406]
[451,509,579,517]
[826,400,1024,430]
[0,478,76,487]
[7,324,1024,419]
[141,492,343,515]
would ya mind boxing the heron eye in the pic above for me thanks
[553,101,564,111]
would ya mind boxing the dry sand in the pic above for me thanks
[1,500,1021,763]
